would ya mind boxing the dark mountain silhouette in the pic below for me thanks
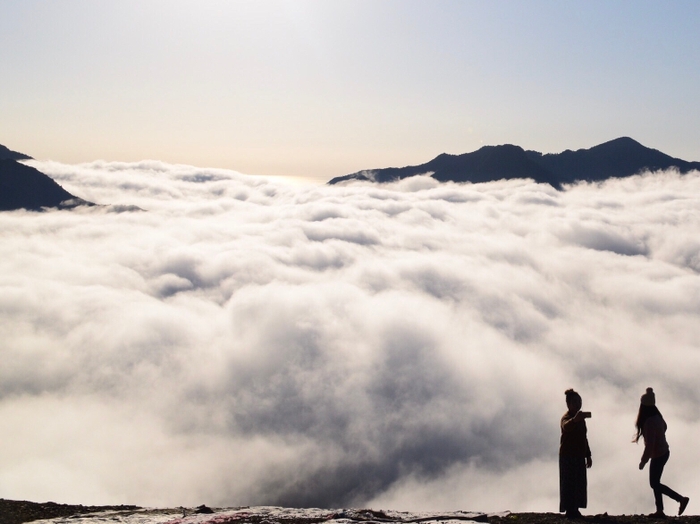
[329,137,700,189]
[0,152,95,211]
[0,144,33,161]
[525,137,700,184]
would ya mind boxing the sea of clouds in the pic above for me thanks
[1,160,700,514]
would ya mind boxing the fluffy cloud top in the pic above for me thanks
[1,161,699,514]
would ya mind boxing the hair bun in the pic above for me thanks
[641,387,656,406]
[564,389,581,402]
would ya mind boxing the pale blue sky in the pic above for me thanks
[1,1,699,181]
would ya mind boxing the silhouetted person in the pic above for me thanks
[559,388,592,519]
[635,387,690,517]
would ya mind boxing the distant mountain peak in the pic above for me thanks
[329,137,700,188]
[605,136,639,145]
[589,136,648,152]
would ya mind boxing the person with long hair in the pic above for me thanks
[560,389,592,519]
[635,387,690,517]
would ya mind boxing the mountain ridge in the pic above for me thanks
[329,137,700,188]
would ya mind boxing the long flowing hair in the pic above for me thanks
[634,404,662,443]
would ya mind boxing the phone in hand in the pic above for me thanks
[580,411,592,418]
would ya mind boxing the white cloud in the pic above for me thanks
[1,162,700,514]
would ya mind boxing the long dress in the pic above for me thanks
[559,412,591,513]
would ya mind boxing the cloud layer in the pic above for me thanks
[1,161,700,514]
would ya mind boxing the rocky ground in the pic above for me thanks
[1,500,698,524]
[0,499,141,524]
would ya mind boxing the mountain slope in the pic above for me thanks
[329,137,700,188]
[0,144,33,161]
[0,158,93,211]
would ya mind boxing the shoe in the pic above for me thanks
[565,510,583,519]
[679,497,690,516]
[648,511,666,518]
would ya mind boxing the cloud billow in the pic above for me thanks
[1,162,699,512]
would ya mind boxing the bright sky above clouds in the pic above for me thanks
[1,0,700,182]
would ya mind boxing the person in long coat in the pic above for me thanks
[560,388,592,519]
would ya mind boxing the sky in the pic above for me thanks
[2,1,700,182]
[1,162,700,513]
